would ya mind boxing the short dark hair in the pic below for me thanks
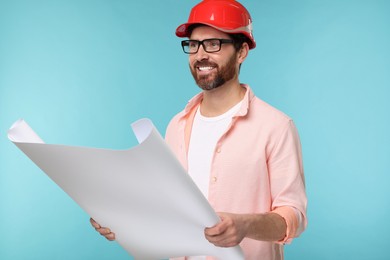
[229,33,249,51]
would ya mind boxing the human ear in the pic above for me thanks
[238,42,249,64]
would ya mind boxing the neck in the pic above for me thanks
[200,78,246,117]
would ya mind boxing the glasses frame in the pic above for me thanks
[181,38,234,54]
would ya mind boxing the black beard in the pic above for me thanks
[190,54,238,91]
[195,71,225,91]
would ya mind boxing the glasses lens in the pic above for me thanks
[203,39,221,52]
[182,40,199,54]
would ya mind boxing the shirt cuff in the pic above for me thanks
[272,206,299,244]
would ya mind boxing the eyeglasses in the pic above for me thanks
[181,38,234,54]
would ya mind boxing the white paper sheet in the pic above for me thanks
[8,118,244,260]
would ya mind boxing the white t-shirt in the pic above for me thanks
[187,101,242,260]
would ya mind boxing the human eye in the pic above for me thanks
[204,39,220,51]
[209,39,220,47]
[188,41,198,49]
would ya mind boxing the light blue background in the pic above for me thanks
[1,0,389,259]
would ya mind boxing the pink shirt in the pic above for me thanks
[165,85,307,260]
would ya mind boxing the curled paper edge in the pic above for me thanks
[8,119,44,144]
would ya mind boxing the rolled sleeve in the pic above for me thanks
[272,206,301,244]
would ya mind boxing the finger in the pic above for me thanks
[205,228,240,247]
[210,237,239,248]
[90,218,101,229]
[205,221,228,237]
[205,227,220,237]
[105,232,116,241]
[96,227,112,236]
[205,231,227,246]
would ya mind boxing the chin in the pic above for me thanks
[197,80,224,91]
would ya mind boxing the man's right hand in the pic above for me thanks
[90,218,116,241]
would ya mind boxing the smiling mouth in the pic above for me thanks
[194,60,217,71]
[197,66,215,71]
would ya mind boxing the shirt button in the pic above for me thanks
[216,148,221,153]
[212,176,218,183]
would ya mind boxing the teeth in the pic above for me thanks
[198,66,214,71]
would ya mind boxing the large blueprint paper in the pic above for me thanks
[8,119,244,260]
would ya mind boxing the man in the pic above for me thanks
[91,1,307,259]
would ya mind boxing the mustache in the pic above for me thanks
[193,61,218,69]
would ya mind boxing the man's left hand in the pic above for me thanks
[204,212,249,247]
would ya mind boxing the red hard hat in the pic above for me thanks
[176,0,256,49]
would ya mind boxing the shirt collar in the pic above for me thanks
[183,84,255,118]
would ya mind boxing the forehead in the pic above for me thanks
[189,26,231,40]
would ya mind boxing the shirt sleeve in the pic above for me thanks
[272,206,304,244]
[268,120,308,243]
